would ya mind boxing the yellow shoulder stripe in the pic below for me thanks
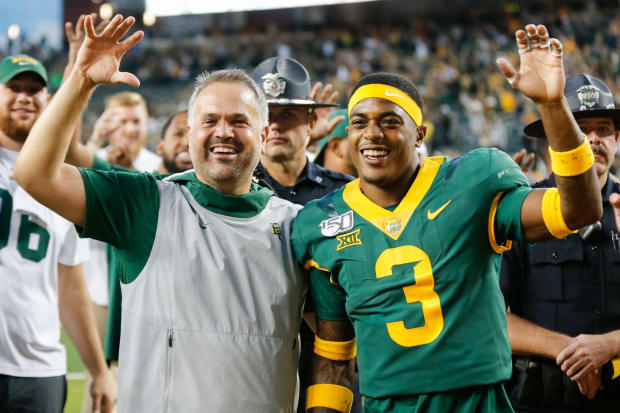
[304,259,330,273]
[488,191,512,254]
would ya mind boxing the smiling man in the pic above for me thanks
[13,16,306,412]
[291,25,603,413]
[156,110,192,174]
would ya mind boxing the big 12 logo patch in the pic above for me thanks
[319,211,354,237]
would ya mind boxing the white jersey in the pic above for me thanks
[82,239,109,306]
[96,146,161,172]
[0,147,90,377]
[118,179,306,412]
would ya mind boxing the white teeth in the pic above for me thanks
[362,149,388,157]
[212,147,237,154]
[176,152,191,162]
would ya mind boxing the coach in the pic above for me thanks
[14,16,306,412]
[501,74,620,412]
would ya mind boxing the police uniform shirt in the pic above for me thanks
[500,173,620,412]
[253,160,353,207]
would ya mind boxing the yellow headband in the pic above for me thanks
[348,83,423,126]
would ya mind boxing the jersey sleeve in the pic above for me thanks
[77,168,159,250]
[309,267,348,321]
[58,227,91,266]
[292,202,349,321]
[484,148,534,245]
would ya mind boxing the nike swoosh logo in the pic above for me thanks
[427,200,452,220]
[385,90,405,98]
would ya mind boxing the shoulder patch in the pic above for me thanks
[320,210,354,237]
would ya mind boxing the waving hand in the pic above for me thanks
[74,15,144,88]
[497,24,565,104]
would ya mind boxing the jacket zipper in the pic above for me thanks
[163,329,173,411]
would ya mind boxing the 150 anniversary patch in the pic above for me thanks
[319,211,354,237]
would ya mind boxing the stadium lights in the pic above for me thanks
[146,0,378,17]
[8,25,20,40]
[100,3,115,20]
[143,11,157,26]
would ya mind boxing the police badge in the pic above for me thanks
[262,73,286,98]
[576,85,600,111]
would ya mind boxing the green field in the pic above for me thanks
[61,329,86,413]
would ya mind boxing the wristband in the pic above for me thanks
[314,336,357,361]
[548,138,594,177]
[306,384,353,413]
[541,188,577,238]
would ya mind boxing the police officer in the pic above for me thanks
[501,74,620,413]
[250,57,358,413]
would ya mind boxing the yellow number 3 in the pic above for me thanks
[376,246,444,347]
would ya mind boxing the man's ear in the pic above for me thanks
[415,125,427,148]
[156,140,164,156]
[186,123,192,143]
[307,110,318,130]
[260,125,268,154]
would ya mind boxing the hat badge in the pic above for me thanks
[576,85,600,110]
[262,73,286,98]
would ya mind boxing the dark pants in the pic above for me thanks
[0,374,66,413]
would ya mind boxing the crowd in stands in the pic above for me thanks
[5,2,620,156]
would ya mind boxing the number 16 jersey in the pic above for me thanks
[291,149,533,398]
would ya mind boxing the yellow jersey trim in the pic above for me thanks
[304,259,330,273]
[488,191,512,254]
[306,384,354,413]
[342,157,444,240]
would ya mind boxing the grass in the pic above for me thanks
[61,328,86,413]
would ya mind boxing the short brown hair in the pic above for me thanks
[106,91,147,112]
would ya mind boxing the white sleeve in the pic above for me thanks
[58,225,91,266]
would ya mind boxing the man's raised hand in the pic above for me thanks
[73,15,144,88]
[497,24,565,104]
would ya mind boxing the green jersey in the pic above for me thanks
[291,149,532,398]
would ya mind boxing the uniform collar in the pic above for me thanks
[255,159,326,187]
[167,170,273,218]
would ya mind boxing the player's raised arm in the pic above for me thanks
[307,317,356,413]
[13,15,143,227]
[496,24,601,241]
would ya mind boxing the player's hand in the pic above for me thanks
[556,333,617,380]
[73,14,144,88]
[513,148,535,174]
[87,108,122,152]
[309,82,343,144]
[107,141,133,168]
[610,193,620,231]
[575,369,601,400]
[496,24,565,104]
[90,370,116,413]
[65,14,109,68]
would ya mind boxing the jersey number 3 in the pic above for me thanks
[376,246,444,347]
[0,188,50,262]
